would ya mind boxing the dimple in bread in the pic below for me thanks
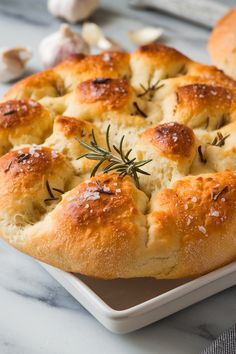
[1,43,236,279]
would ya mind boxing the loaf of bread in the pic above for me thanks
[1,43,236,279]
[208,8,236,80]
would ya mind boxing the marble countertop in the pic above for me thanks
[0,1,236,353]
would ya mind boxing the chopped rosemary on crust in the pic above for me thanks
[4,160,12,173]
[215,115,229,130]
[205,117,209,129]
[210,132,230,147]
[133,101,147,118]
[44,180,64,204]
[4,153,31,173]
[211,185,229,201]
[16,153,31,163]
[95,180,115,195]
[175,92,180,104]
[2,109,17,116]
[138,80,164,101]
[93,78,111,84]
[198,145,207,163]
[75,125,152,189]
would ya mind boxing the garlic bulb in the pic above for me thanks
[39,24,89,68]
[0,47,32,83]
[128,27,163,46]
[82,22,122,51]
[48,0,100,23]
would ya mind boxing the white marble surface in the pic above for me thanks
[0,1,236,353]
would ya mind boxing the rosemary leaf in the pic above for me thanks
[52,187,64,194]
[4,160,12,173]
[46,180,54,199]
[198,146,207,164]
[3,109,17,116]
[138,80,164,100]
[212,186,229,201]
[91,158,107,177]
[210,132,230,147]
[44,180,64,204]
[133,102,147,118]
[75,126,152,189]
[106,125,112,152]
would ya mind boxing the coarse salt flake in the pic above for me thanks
[198,225,207,234]
[51,150,58,158]
[210,207,220,217]
[186,217,191,226]
[83,191,100,201]
[103,53,110,62]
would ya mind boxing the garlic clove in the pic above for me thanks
[128,27,163,46]
[81,22,103,46]
[0,47,32,83]
[82,22,122,51]
[48,0,100,24]
[97,36,122,51]
[39,24,89,68]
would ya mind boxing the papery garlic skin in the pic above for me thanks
[48,0,100,23]
[39,24,89,68]
[0,47,32,83]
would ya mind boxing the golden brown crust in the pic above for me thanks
[0,146,73,225]
[54,115,92,138]
[0,99,42,128]
[174,84,236,128]
[177,84,234,108]
[3,70,65,101]
[135,43,189,65]
[76,78,131,110]
[0,99,52,156]
[64,77,137,120]
[149,171,236,277]
[1,44,236,279]
[159,79,236,129]
[141,122,195,161]
[130,43,190,91]
[4,174,148,278]
[0,146,65,178]
[208,8,236,79]
[54,51,131,91]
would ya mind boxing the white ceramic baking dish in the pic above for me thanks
[40,261,236,333]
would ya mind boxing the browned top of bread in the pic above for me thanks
[148,170,236,278]
[0,99,42,128]
[54,115,93,138]
[136,43,189,63]
[141,122,195,161]
[0,146,64,177]
[1,43,236,279]
[76,78,131,108]
[208,8,236,80]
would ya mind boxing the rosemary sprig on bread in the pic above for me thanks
[76,125,152,189]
